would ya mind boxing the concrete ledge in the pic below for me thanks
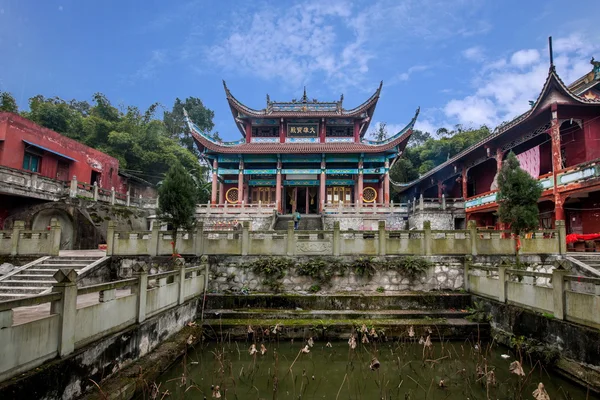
[0,297,201,400]
[474,295,600,392]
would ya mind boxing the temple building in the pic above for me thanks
[186,82,418,214]
[399,57,600,235]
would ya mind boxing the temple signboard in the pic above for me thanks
[287,123,318,137]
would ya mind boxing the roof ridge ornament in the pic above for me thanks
[302,86,308,103]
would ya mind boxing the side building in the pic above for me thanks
[0,112,156,228]
[398,59,600,235]
[186,82,418,214]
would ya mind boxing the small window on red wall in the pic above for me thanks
[23,152,41,172]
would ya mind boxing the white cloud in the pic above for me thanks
[462,46,485,62]
[391,65,430,84]
[510,49,540,67]
[130,50,167,82]
[439,34,600,130]
[414,119,437,135]
[202,0,491,90]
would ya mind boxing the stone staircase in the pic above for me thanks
[0,255,109,300]
[273,215,323,231]
[566,253,600,277]
[202,293,487,341]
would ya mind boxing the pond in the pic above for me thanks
[147,334,597,399]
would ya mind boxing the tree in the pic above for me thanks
[163,97,215,156]
[0,91,18,113]
[496,151,543,261]
[370,122,388,142]
[158,162,199,255]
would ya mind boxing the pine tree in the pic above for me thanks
[158,162,198,256]
[496,151,542,261]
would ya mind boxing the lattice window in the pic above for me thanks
[363,187,377,203]
[226,188,239,204]
[252,127,279,137]
[326,126,353,137]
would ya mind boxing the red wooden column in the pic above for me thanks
[320,118,326,143]
[279,118,285,143]
[237,159,244,205]
[211,159,218,204]
[495,148,504,173]
[461,167,468,199]
[384,160,390,206]
[276,159,282,213]
[319,159,326,212]
[245,122,252,143]
[218,182,225,204]
[437,181,443,199]
[549,103,564,222]
[353,120,360,142]
[357,160,364,206]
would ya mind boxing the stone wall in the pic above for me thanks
[197,214,274,231]
[207,255,464,294]
[323,214,407,230]
[408,209,465,230]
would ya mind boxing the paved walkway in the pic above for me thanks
[12,288,131,325]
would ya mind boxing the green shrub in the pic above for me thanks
[386,256,431,278]
[296,258,346,286]
[242,257,294,292]
[308,284,321,293]
[351,257,378,278]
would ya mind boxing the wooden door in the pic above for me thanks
[56,161,69,181]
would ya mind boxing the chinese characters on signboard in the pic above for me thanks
[287,124,319,137]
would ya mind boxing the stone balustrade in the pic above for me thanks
[0,165,158,209]
[0,259,206,382]
[0,219,61,256]
[466,259,600,330]
[196,202,277,215]
[106,220,566,257]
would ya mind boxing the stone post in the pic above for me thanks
[441,194,446,210]
[552,266,568,320]
[556,220,566,255]
[149,221,160,256]
[30,173,38,191]
[93,181,98,201]
[99,288,116,303]
[423,220,432,256]
[463,255,471,292]
[132,262,149,323]
[468,220,478,256]
[419,194,424,211]
[10,220,24,256]
[106,221,116,256]
[241,221,250,256]
[110,187,116,205]
[69,176,77,198]
[126,190,131,207]
[412,197,416,213]
[51,269,78,357]
[49,218,61,256]
[286,221,295,256]
[0,309,13,329]
[176,258,186,305]
[333,221,341,256]
[155,195,160,208]
[194,222,204,256]
[497,262,507,303]
[378,220,386,256]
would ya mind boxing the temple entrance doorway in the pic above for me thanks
[285,187,319,214]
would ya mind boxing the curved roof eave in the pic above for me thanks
[187,105,418,155]
[223,80,383,118]
[395,66,600,193]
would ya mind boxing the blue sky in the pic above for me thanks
[1,0,600,141]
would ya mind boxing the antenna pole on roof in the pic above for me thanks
[548,36,554,67]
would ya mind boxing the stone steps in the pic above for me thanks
[206,308,470,320]
[201,317,487,341]
[8,274,55,280]
[0,255,106,300]
[0,280,56,287]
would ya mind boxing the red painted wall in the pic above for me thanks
[584,118,600,161]
[581,192,600,234]
[0,112,120,190]
[561,125,586,167]
[469,159,496,196]
[539,141,553,175]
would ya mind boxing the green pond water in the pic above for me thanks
[148,337,598,399]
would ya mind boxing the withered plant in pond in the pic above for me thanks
[242,257,294,292]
